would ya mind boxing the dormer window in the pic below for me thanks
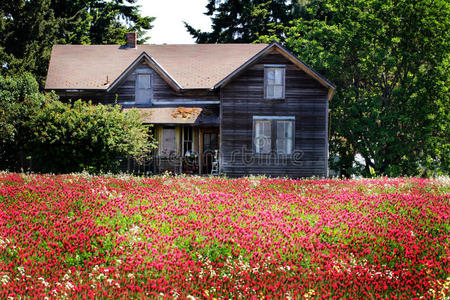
[264,65,285,99]
[135,69,153,104]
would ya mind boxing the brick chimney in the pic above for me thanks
[126,32,137,48]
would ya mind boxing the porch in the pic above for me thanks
[122,106,220,175]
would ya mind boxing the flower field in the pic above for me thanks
[0,173,449,299]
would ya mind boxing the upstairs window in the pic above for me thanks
[135,70,152,104]
[253,116,294,155]
[264,65,285,99]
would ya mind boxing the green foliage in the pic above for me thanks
[271,0,449,177]
[0,73,156,174]
[185,0,294,43]
[30,99,155,174]
[0,0,155,87]
[0,73,47,170]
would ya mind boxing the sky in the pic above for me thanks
[138,0,213,44]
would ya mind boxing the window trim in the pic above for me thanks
[264,65,286,100]
[252,116,295,156]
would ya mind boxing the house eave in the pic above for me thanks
[213,42,336,99]
[107,52,183,93]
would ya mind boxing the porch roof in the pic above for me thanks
[123,107,220,125]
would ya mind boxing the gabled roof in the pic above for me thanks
[45,43,335,99]
[214,43,335,92]
[45,44,268,90]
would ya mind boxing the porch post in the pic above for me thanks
[198,128,202,176]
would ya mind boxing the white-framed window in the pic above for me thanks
[254,120,271,154]
[276,120,293,155]
[253,116,294,155]
[135,69,152,104]
[264,65,285,99]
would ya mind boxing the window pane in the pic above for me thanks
[256,122,262,135]
[286,121,292,138]
[184,127,192,141]
[184,141,192,152]
[275,69,283,84]
[263,122,271,137]
[262,137,271,153]
[277,121,285,138]
[267,85,275,98]
[274,85,283,98]
[276,139,286,154]
[266,69,275,85]
[138,74,150,89]
[255,120,271,154]
[286,139,292,154]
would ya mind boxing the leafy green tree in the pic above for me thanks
[29,99,155,174]
[277,0,449,177]
[185,0,293,43]
[0,73,155,174]
[0,0,154,87]
[0,73,46,170]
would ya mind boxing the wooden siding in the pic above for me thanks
[220,53,329,178]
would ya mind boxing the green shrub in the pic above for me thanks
[0,73,156,173]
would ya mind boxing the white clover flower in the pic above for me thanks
[96,273,106,281]
[1,274,9,285]
[38,277,50,287]
[17,266,25,275]
[65,281,74,290]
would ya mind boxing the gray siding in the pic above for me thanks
[220,54,329,178]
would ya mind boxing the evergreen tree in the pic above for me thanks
[0,0,154,87]
[184,0,293,43]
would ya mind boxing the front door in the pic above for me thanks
[202,130,219,174]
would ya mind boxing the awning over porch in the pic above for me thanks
[123,107,220,125]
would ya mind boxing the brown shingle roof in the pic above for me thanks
[123,107,219,125]
[45,44,268,90]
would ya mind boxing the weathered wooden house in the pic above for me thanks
[45,33,335,177]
